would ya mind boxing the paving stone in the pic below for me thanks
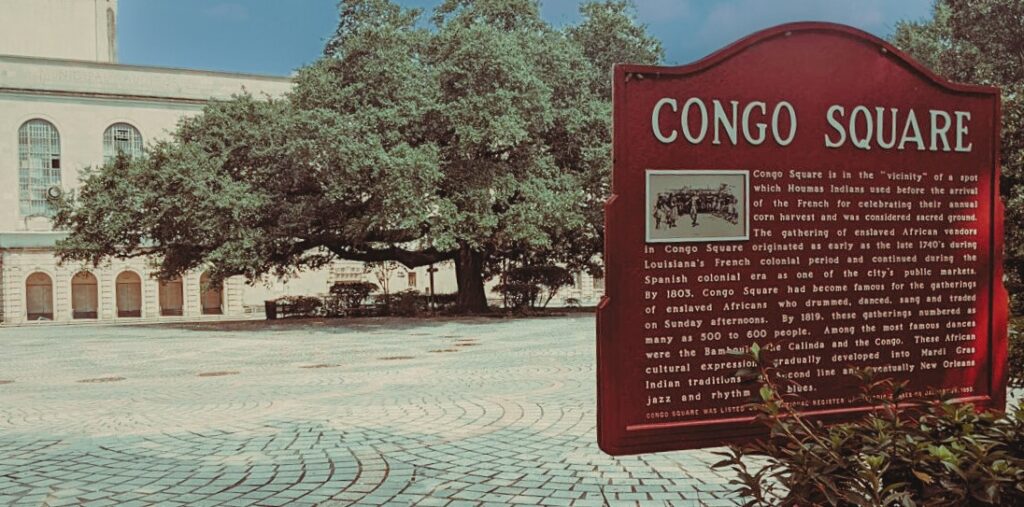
[9,316,981,506]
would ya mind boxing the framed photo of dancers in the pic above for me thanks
[645,170,749,243]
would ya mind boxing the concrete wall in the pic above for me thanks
[0,55,291,325]
[0,57,292,232]
[0,249,246,324]
[0,254,4,322]
[0,0,118,63]
[0,94,203,231]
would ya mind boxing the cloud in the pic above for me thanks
[203,2,250,23]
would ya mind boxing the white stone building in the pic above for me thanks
[0,0,295,324]
[0,0,602,325]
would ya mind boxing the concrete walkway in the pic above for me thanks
[0,316,740,506]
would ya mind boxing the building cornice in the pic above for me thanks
[0,53,293,82]
[0,54,294,103]
[0,86,210,105]
[0,232,69,249]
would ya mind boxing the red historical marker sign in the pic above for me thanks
[597,22,1008,455]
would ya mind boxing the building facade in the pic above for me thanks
[0,0,118,64]
[0,1,602,325]
[0,1,291,324]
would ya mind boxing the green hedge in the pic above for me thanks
[714,345,1024,506]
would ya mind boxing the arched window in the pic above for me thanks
[18,119,61,217]
[200,272,223,315]
[159,276,184,316]
[71,271,99,319]
[25,272,54,321]
[116,271,142,318]
[103,123,143,164]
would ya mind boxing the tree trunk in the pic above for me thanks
[455,243,489,313]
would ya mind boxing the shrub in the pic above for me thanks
[373,289,424,316]
[410,292,458,314]
[329,281,378,314]
[427,293,458,311]
[272,295,323,318]
[1010,319,1023,388]
[497,265,574,309]
[713,344,1024,506]
[494,281,537,310]
[390,289,423,317]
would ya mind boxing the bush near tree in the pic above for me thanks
[494,264,574,310]
[368,261,401,315]
[714,345,1024,506]
[271,295,324,319]
[493,281,536,310]
[383,289,424,317]
[328,281,378,315]
[428,293,459,312]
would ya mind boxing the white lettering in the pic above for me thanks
[825,105,845,148]
[681,98,709,144]
[651,98,678,144]
[742,101,767,145]
[875,107,897,149]
[772,101,797,146]
[955,111,972,152]
[713,100,739,145]
[929,109,952,151]
[899,109,925,150]
[850,106,872,150]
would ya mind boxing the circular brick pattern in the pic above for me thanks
[5,316,1003,506]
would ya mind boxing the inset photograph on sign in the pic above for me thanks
[645,170,749,242]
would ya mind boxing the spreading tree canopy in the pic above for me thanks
[54,0,661,312]
[892,0,1024,312]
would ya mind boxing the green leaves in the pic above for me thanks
[893,0,1024,313]
[567,0,663,97]
[750,342,762,362]
[1010,319,1024,388]
[56,0,662,309]
[713,348,1024,506]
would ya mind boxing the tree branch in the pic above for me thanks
[328,245,455,268]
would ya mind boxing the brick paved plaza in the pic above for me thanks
[0,316,743,506]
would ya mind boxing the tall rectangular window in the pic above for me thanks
[18,120,61,217]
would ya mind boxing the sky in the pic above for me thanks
[119,0,936,77]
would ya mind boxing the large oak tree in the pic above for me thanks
[55,0,661,312]
[892,0,1024,311]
